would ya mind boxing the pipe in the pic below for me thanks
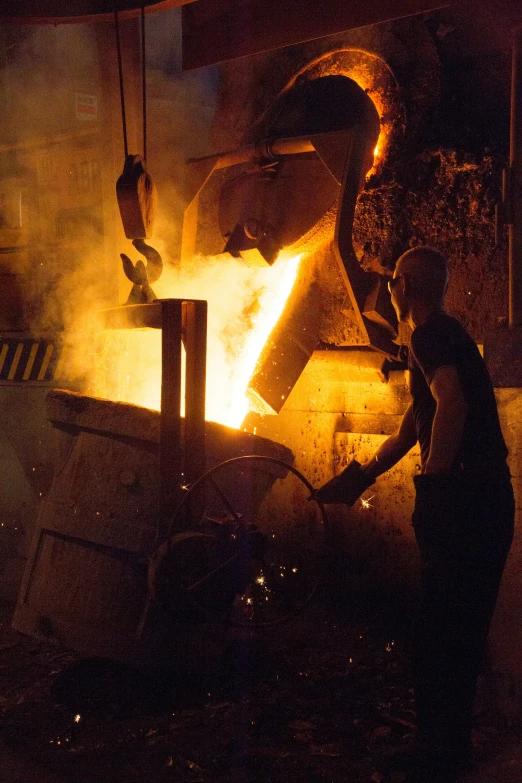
[188,137,316,171]
[509,27,522,328]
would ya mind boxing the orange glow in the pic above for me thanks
[285,50,402,179]
[367,131,387,178]
[92,251,302,429]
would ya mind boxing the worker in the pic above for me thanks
[315,246,514,782]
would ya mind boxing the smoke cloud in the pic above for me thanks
[0,11,218,388]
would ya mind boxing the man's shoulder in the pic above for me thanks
[410,312,474,374]
[411,312,466,347]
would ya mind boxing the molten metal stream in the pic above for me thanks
[92,251,302,429]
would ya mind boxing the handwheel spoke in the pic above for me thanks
[208,475,243,522]
[186,550,242,592]
[153,456,327,628]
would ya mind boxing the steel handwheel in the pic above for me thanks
[152,456,327,628]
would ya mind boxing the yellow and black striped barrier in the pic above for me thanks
[0,340,62,382]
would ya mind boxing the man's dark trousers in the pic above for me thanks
[411,469,514,762]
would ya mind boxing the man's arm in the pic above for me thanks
[423,365,468,474]
[360,403,418,482]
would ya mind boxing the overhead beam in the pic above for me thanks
[182,0,451,70]
[0,0,194,26]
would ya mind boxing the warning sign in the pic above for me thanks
[75,93,98,121]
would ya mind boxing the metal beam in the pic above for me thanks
[509,28,522,327]
[182,0,451,70]
[0,0,194,25]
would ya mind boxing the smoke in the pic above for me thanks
[1,24,98,140]
[144,65,217,265]
[0,14,301,429]
[0,12,218,388]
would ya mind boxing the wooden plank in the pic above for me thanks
[182,300,207,483]
[182,0,451,70]
[160,300,183,516]
[99,302,163,330]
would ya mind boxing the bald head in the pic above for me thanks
[396,246,449,307]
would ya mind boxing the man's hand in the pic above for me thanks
[314,459,374,505]
[314,404,417,504]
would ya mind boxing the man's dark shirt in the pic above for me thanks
[408,310,508,471]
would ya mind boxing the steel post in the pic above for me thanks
[509,28,522,327]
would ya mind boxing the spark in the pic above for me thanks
[360,495,375,509]
[255,575,265,585]
[74,714,81,723]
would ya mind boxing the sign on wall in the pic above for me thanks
[75,93,98,122]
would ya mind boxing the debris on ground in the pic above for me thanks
[0,596,518,783]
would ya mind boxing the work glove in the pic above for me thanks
[314,459,374,505]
